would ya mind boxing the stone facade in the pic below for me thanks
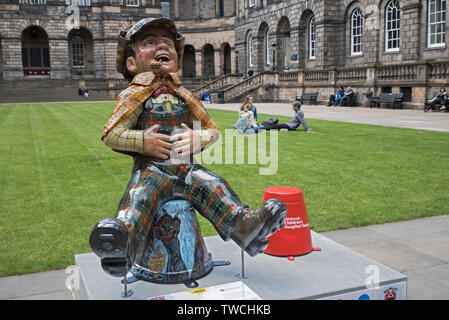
[0,0,448,107]
[235,0,448,71]
[0,0,236,82]
[233,0,448,107]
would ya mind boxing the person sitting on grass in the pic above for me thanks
[88,17,287,278]
[238,97,264,134]
[245,95,259,123]
[264,101,311,132]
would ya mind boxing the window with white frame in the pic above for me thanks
[351,8,364,55]
[161,2,170,18]
[248,34,254,67]
[20,0,47,4]
[71,37,85,68]
[428,0,446,47]
[193,0,204,18]
[199,0,204,18]
[265,28,271,65]
[125,0,139,7]
[385,0,400,52]
[308,17,316,59]
[249,0,255,7]
[65,0,91,5]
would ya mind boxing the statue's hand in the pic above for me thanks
[171,124,201,158]
[143,125,173,159]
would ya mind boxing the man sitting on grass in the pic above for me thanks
[265,101,312,132]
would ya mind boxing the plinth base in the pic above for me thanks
[75,232,407,300]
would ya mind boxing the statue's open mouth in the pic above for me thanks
[156,54,170,63]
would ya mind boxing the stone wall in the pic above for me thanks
[0,0,237,81]
[235,0,448,71]
[0,1,161,80]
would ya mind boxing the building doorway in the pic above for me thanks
[182,45,196,78]
[221,43,231,75]
[277,16,291,71]
[21,26,50,77]
[202,44,215,77]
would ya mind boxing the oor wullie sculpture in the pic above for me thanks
[89,17,287,279]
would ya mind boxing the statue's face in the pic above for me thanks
[126,25,178,75]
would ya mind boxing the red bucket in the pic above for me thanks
[263,186,315,257]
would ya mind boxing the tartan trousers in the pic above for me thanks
[115,160,246,242]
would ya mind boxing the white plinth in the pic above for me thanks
[75,231,407,300]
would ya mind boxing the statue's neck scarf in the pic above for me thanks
[102,71,218,140]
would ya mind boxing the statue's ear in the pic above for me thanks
[126,56,138,74]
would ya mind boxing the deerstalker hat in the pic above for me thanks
[116,17,185,82]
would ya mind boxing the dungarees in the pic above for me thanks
[114,93,247,245]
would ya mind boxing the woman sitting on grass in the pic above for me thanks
[238,100,264,134]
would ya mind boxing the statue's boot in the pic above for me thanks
[89,218,137,277]
[230,199,287,257]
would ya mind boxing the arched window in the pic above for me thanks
[351,8,364,55]
[265,28,270,65]
[308,17,316,59]
[248,33,254,67]
[427,0,446,48]
[385,0,400,52]
[71,37,85,68]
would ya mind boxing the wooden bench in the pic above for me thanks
[296,92,318,105]
[341,92,358,107]
[371,93,404,109]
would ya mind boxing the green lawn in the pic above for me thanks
[1,102,448,277]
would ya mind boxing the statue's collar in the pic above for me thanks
[130,71,182,87]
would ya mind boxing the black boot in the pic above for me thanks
[230,199,287,257]
[89,218,138,277]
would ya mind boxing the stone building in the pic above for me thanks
[0,0,236,80]
[0,0,448,107]
[233,0,448,107]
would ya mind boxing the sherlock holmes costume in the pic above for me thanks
[89,18,287,277]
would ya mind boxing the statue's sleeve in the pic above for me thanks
[102,104,144,154]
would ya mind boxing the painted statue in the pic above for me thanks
[89,17,287,279]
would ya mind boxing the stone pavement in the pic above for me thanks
[322,215,449,300]
[1,103,448,300]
